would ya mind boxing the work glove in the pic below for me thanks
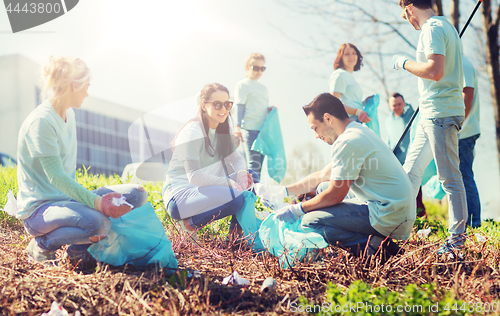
[274,203,305,223]
[392,55,409,70]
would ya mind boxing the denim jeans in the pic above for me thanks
[241,129,264,178]
[459,134,481,228]
[403,116,467,244]
[23,184,148,251]
[167,170,259,230]
[300,182,385,254]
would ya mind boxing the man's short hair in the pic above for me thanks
[303,93,349,122]
[398,0,432,9]
[390,92,405,102]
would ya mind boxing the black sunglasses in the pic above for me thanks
[251,65,266,72]
[205,101,233,111]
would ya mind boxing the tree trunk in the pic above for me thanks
[450,0,460,30]
[432,0,444,16]
[481,0,500,165]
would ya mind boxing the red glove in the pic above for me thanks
[96,192,132,219]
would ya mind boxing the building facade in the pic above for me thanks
[0,54,178,176]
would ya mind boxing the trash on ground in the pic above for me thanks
[222,271,249,285]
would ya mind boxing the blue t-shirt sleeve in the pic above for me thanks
[330,141,366,181]
[25,118,60,158]
[422,23,446,57]
[329,71,347,95]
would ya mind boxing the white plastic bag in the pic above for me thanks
[3,190,18,218]
[222,271,250,285]
[253,183,287,210]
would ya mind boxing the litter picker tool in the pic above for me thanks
[392,0,483,154]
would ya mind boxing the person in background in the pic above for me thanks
[460,56,481,227]
[329,43,372,123]
[17,56,148,265]
[393,0,467,255]
[385,92,427,217]
[163,83,256,239]
[233,53,275,179]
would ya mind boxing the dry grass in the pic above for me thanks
[1,216,500,315]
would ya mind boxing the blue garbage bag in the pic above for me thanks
[88,202,178,270]
[426,175,446,200]
[259,213,328,268]
[251,108,287,183]
[235,191,265,252]
[363,94,381,138]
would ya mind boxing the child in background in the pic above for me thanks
[233,53,274,179]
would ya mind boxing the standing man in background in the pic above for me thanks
[460,56,481,228]
[385,93,427,217]
[392,0,467,255]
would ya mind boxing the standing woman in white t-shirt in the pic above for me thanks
[163,83,255,236]
[18,56,148,264]
[329,43,372,123]
[233,53,274,178]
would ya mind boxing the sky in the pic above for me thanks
[1,0,499,218]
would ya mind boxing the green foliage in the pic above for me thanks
[0,166,19,225]
[297,280,488,315]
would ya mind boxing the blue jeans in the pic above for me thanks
[300,182,385,255]
[459,134,481,228]
[241,129,264,178]
[403,116,467,244]
[23,184,148,251]
[167,170,259,230]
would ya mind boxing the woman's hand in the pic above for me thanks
[96,192,132,219]
[229,179,244,191]
[233,126,244,143]
[268,106,276,113]
[237,170,253,190]
[356,109,372,123]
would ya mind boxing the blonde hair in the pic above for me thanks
[244,53,265,77]
[40,56,91,101]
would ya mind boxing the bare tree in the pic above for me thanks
[481,0,500,163]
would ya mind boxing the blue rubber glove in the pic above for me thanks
[274,203,305,223]
[392,55,409,70]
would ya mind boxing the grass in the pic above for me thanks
[1,166,500,315]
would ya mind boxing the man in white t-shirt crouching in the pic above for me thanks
[272,93,415,259]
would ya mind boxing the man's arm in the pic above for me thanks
[286,162,332,196]
[403,54,445,82]
[463,87,474,119]
[302,179,353,212]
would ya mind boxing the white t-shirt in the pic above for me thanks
[460,56,480,139]
[234,78,269,131]
[17,100,77,219]
[328,68,363,117]
[416,16,465,118]
[329,122,415,239]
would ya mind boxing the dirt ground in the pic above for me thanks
[1,218,500,316]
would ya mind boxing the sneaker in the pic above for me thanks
[179,220,199,242]
[26,238,56,263]
[416,208,427,218]
[65,244,97,268]
[437,241,464,260]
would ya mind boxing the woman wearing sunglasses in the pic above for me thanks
[329,43,372,123]
[163,83,256,238]
[233,53,274,179]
